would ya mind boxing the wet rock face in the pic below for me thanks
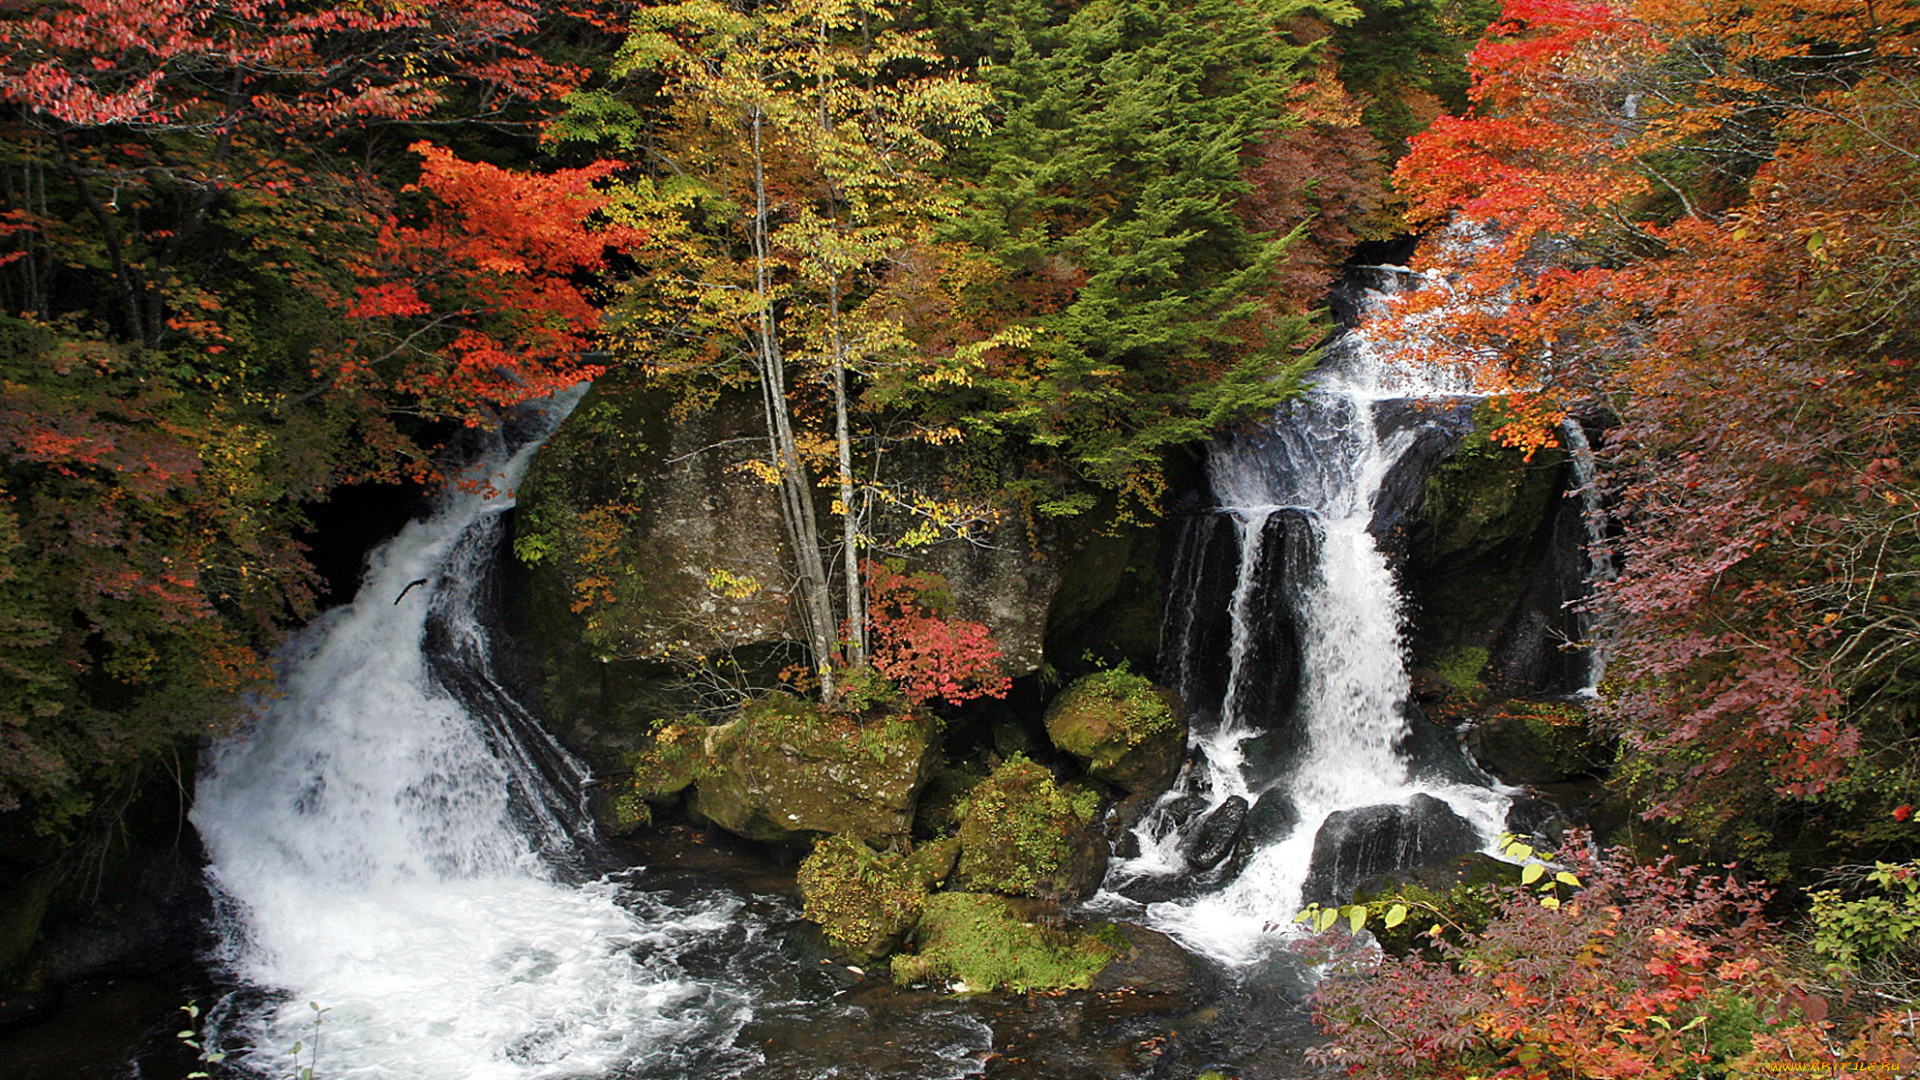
[1464,707,1605,786]
[514,380,1073,686]
[1090,923,1204,996]
[1157,511,1241,720]
[689,699,940,847]
[1369,398,1475,547]
[1393,400,1587,701]
[1044,671,1189,797]
[1181,796,1249,873]
[1301,793,1483,907]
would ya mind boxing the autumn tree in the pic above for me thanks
[0,0,616,824]
[1385,0,1920,863]
[561,0,989,699]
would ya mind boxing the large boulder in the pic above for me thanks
[514,382,1079,710]
[689,696,939,846]
[1181,795,1249,872]
[797,834,957,962]
[955,757,1108,902]
[1043,670,1188,796]
[1301,794,1483,907]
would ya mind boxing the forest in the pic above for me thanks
[0,0,1916,1076]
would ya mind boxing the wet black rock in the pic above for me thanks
[1369,398,1474,549]
[1181,796,1249,872]
[1301,794,1483,907]
[1243,789,1300,846]
[1091,923,1206,996]
[1503,793,1573,850]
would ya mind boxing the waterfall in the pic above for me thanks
[1097,267,1512,965]
[192,387,756,1079]
[1560,417,1613,695]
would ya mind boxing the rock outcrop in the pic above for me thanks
[1043,670,1188,796]
[688,697,939,846]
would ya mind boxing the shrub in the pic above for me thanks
[1308,841,1800,1080]
[864,560,1010,707]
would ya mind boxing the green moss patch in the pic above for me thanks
[1435,646,1490,698]
[889,893,1115,993]
[1043,669,1186,793]
[956,756,1100,898]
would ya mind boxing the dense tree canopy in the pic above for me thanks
[1387,0,1920,864]
[0,0,619,824]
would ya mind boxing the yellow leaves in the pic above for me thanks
[705,567,762,599]
[733,458,782,486]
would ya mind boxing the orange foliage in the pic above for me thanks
[1384,0,1920,824]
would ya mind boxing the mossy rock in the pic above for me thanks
[689,696,940,846]
[590,718,714,836]
[889,892,1116,993]
[1414,401,1567,563]
[1463,700,1607,785]
[1043,670,1188,796]
[798,835,941,961]
[955,756,1108,901]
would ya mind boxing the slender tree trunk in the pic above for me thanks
[748,99,840,699]
[829,268,866,667]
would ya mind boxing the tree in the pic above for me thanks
[939,0,1343,507]
[565,0,988,699]
[0,0,613,824]
[1384,0,1920,859]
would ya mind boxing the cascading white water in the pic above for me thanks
[1560,417,1613,696]
[1097,267,1512,965]
[193,387,757,1080]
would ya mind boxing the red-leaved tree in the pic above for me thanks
[863,560,1010,708]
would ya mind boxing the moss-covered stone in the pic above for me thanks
[586,717,714,836]
[889,892,1116,992]
[689,695,940,846]
[627,717,710,800]
[1043,670,1186,795]
[797,835,934,961]
[1415,402,1567,563]
[1464,700,1608,784]
[955,756,1108,900]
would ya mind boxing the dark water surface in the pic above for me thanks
[0,826,1323,1080]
